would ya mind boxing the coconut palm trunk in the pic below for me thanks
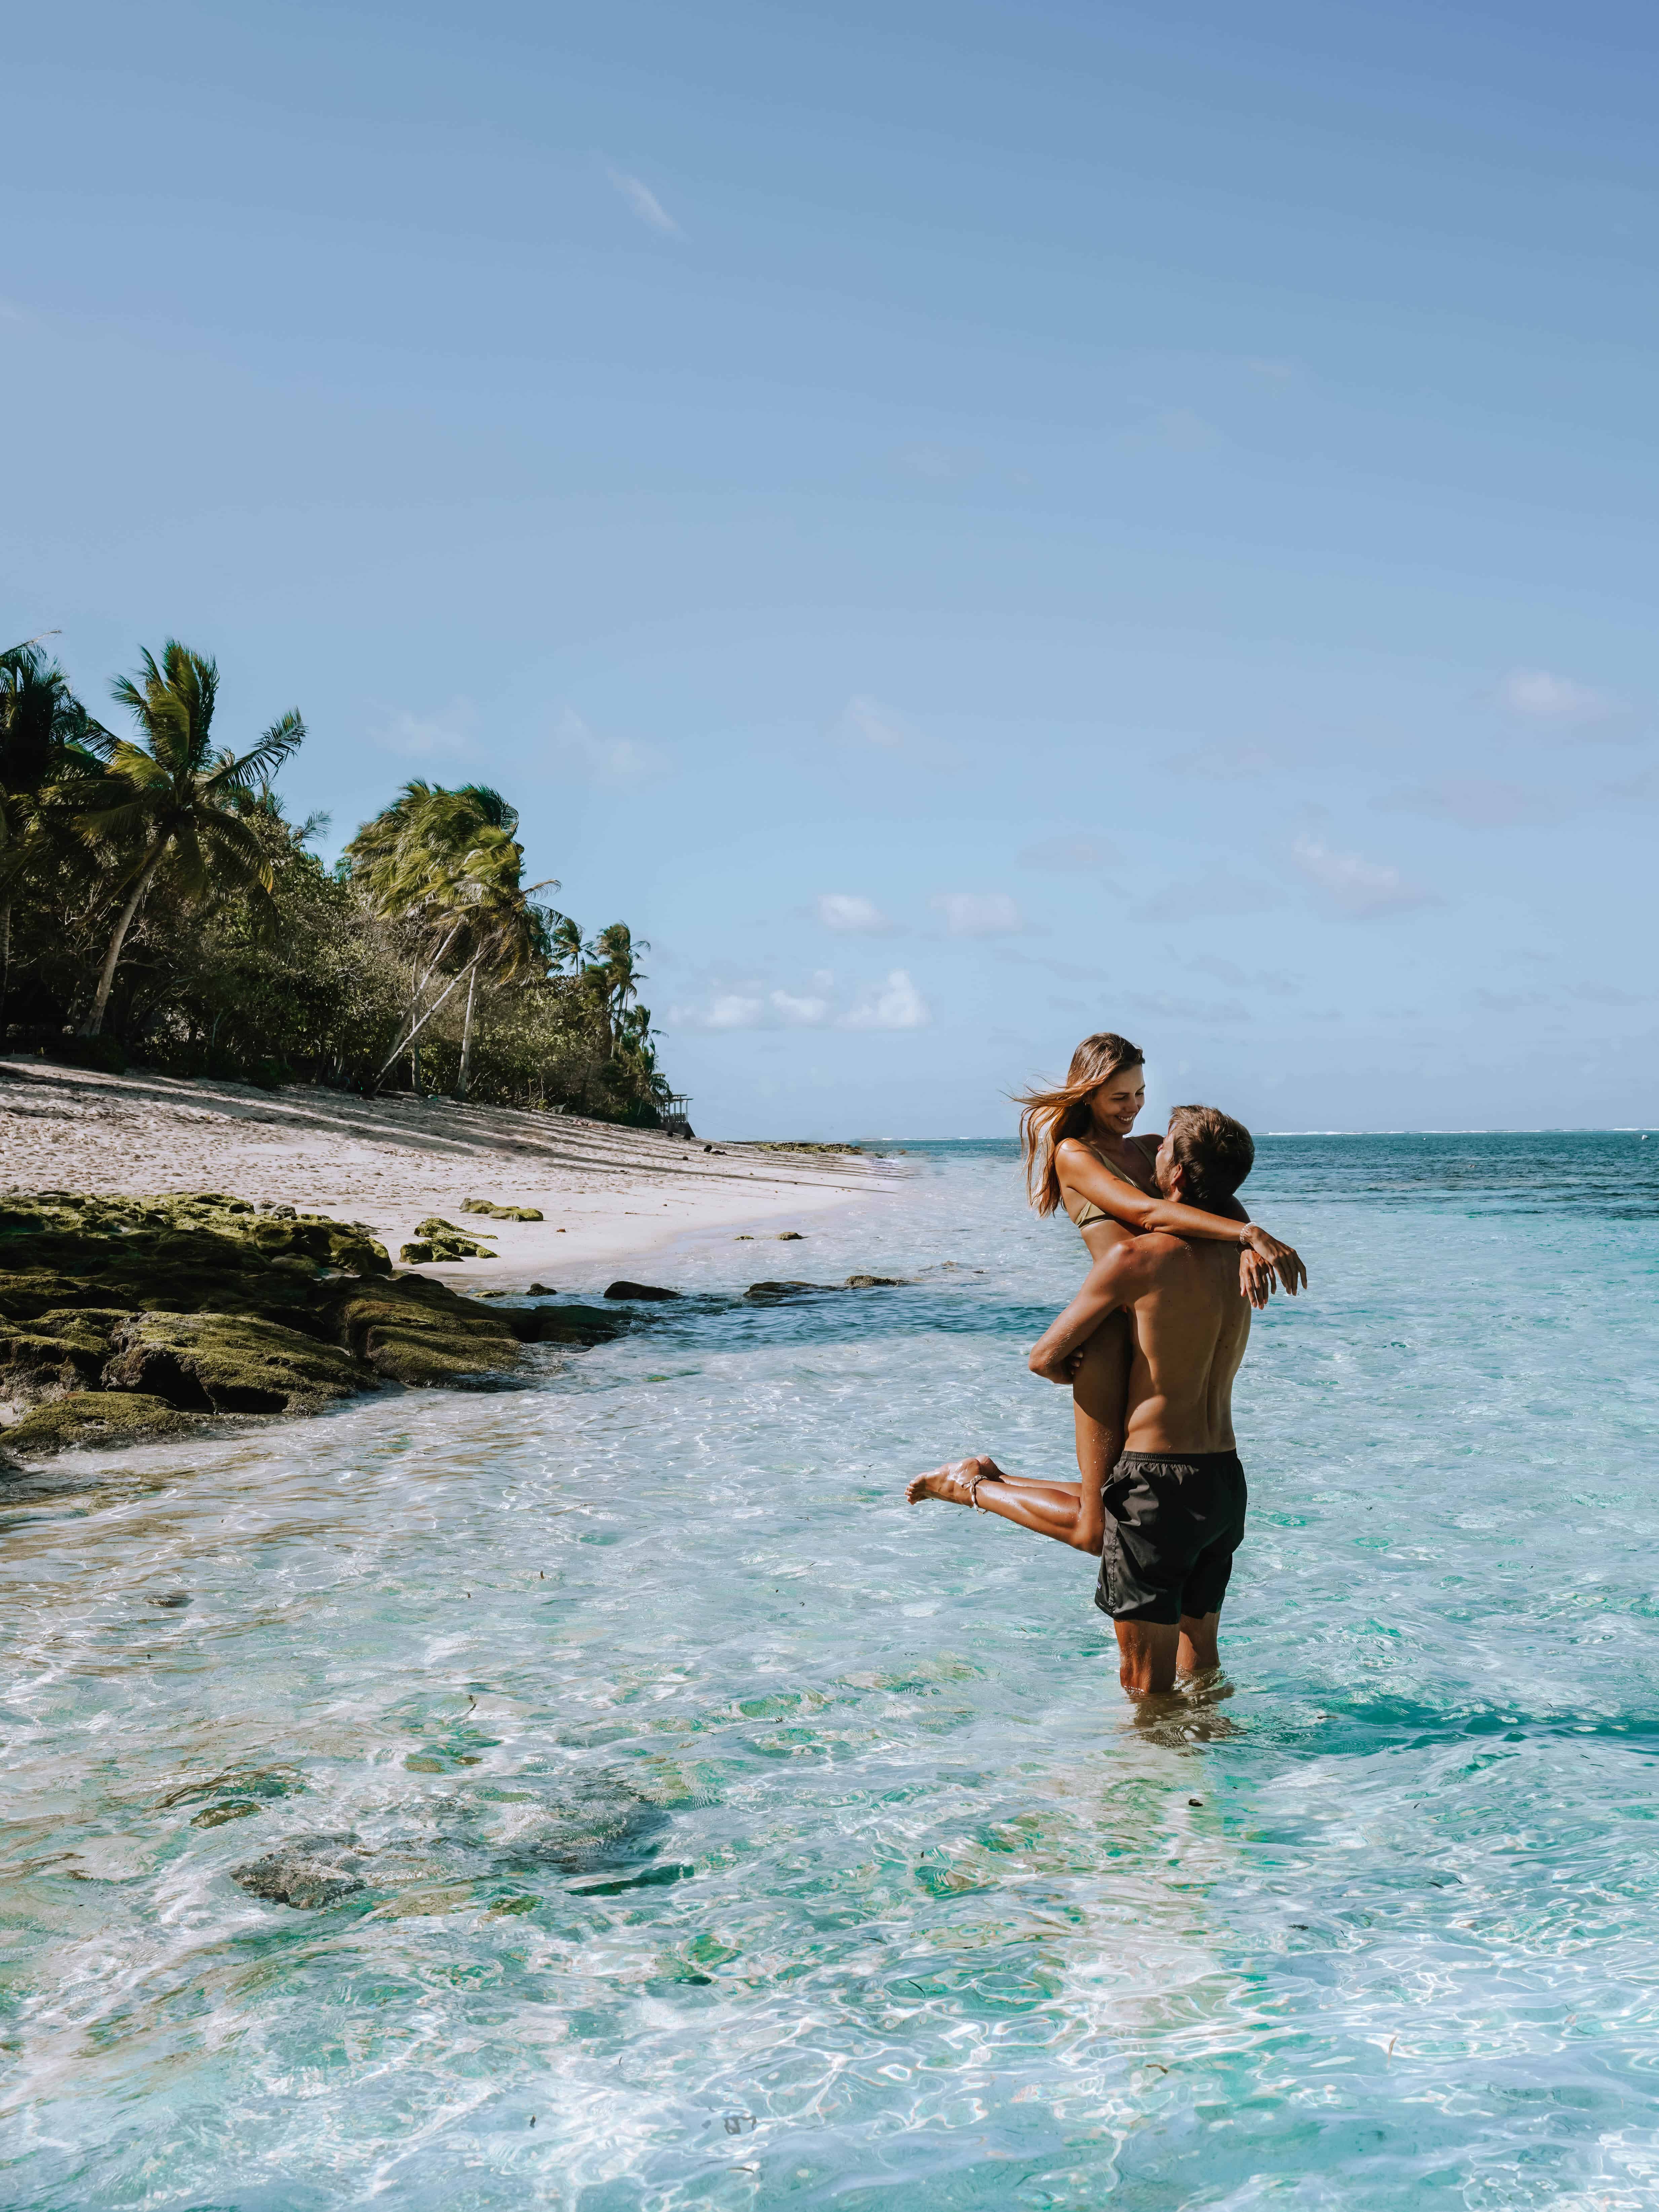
[375,950,484,1083]
[73,644,304,1040]
[80,836,169,1036]
[457,963,479,1100]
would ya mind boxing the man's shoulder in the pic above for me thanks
[1135,1231,1231,1284]
[1120,1229,1187,1282]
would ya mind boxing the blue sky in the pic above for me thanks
[6,0,1657,1135]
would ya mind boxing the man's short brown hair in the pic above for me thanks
[1166,1105,1254,1208]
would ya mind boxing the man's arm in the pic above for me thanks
[1028,1237,1161,1383]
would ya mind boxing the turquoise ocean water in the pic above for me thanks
[3,1132,1657,2209]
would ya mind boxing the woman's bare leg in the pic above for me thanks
[905,1315,1129,1554]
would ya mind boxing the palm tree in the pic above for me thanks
[74,643,304,1037]
[346,780,556,1094]
[549,912,589,973]
[0,643,113,1036]
[586,921,647,1055]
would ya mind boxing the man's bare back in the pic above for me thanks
[1118,1231,1250,1456]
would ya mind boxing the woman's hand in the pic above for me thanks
[1238,1247,1277,1310]
[1242,1224,1306,1295]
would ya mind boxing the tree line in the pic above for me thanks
[0,636,674,1123]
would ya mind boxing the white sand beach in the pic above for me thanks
[0,1061,901,1285]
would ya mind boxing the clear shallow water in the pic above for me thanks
[3,1132,1658,2210]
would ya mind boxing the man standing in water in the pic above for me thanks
[911,1104,1266,1698]
[1030,1104,1259,1698]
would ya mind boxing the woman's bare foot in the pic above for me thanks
[905,1454,1006,1506]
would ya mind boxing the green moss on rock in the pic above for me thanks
[401,1217,498,1263]
[330,1276,523,1387]
[102,1312,370,1414]
[1,1392,199,1457]
[0,1189,638,1446]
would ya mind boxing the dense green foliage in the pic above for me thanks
[0,638,673,1122]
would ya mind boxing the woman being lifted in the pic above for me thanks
[906,1031,1306,1553]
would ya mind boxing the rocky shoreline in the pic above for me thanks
[0,1191,631,1459]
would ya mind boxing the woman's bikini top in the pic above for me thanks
[1061,1140,1158,1232]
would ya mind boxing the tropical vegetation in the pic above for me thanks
[0,636,674,1123]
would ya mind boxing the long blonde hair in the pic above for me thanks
[1016,1031,1144,1215]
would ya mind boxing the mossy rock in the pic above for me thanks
[1,1392,199,1458]
[0,1309,124,1396]
[102,1313,372,1414]
[329,1278,522,1387]
[402,1218,497,1262]
[462,1199,543,1221]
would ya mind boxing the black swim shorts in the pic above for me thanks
[1094,1450,1248,1626]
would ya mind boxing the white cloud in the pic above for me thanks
[1188,954,1300,997]
[705,993,766,1030]
[1290,836,1436,919]
[1498,668,1615,725]
[838,968,930,1031]
[1125,990,1250,1026]
[1144,870,1286,920]
[669,966,919,1033]
[550,706,666,786]
[830,694,915,748]
[373,698,475,758]
[1018,833,1116,872]
[1375,778,1559,828]
[931,890,1024,936]
[1169,746,1276,781]
[815,892,892,933]
[606,167,681,236]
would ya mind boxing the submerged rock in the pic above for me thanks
[845,1274,904,1289]
[0,1391,198,1458]
[603,1281,682,1302]
[232,1832,369,1909]
[492,1780,668,1875]
[510,1303,631,1347]
[742,1280,821,1301]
